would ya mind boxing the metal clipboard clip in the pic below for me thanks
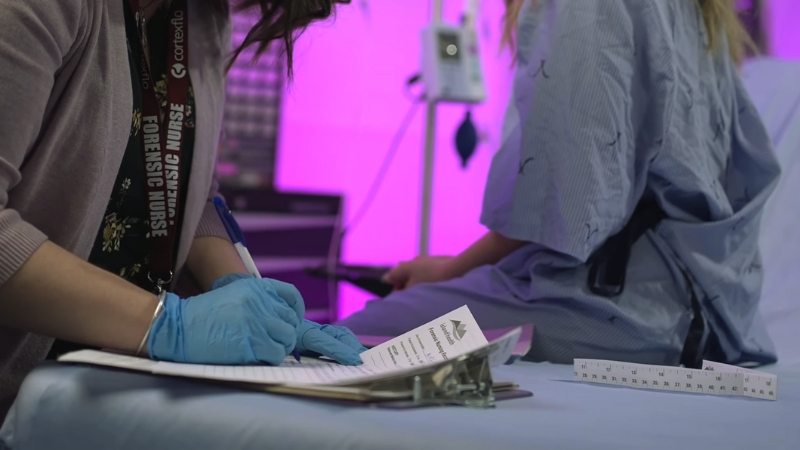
[411,343,496,407]
[297,326,530,409]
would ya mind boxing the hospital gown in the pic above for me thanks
[337,0,781,367]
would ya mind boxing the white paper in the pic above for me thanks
[487,327,522,366]
[153,357,396,385]
[58,349,159,372]
[359,305,489,370]
[58,306,522,389]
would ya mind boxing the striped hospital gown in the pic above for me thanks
[337,0,781,367]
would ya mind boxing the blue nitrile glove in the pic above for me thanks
[147,277,302,365]
[211,273,368,365]
[210,273,305,321]
[296,320,368,366]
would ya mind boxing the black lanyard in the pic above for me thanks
[126,0,190,292]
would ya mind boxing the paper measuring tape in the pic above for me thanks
[574,359,777,401]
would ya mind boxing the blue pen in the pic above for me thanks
[213,198,302,363]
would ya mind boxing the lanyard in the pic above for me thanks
[126,0,190,292]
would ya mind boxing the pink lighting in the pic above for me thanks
[275,2,513,319]
[767,0,800,59]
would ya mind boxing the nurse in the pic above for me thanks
[0,0,363,422]
[337,0,781,368]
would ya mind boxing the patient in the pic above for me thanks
[337,0,781,368]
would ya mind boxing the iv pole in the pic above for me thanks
[419,0,443,257]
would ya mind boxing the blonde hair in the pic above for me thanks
[501,0,756,66]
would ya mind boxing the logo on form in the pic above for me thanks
[450,320,467,341]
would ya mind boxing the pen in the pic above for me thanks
[213,197,302,363]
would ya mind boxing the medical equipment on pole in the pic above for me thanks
[418,0,486,256]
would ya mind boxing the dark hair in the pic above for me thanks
[222,0,351,77]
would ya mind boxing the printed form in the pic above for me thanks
[359,305,488,370]
[59,306,513,387]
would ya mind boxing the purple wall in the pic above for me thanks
[767,0,800,59]
[276,2,513,319]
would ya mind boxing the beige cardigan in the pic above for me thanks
[0,0,231,418]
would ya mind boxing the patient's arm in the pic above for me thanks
[445,230,527,279]
[384,231,527,290]
[185,236,249,292]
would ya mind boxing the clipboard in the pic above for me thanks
[192,333,533,408]
[59,326,532,409]
[243,381,532,409]
[59,307,533,409]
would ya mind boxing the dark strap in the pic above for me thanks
[126,0,190,291]
[677,269,708,369]
[587,201,667,297]
[586,201,710,367]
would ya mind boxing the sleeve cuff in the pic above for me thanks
[194,200,230,241]
[0,210,48,286]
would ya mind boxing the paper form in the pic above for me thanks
[359,305,488,370]
[154,357,395,385]
[58,306,520,388]
[58,349,159,371]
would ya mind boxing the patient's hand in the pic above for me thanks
[382,256,456,291]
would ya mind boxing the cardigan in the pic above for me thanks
[0,0,232,419]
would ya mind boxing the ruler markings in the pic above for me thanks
[573,359,777,401]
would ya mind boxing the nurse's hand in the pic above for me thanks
[147,277,302,366]
[211,273,305,319]
[209,273,367,365]
[295,320,367,365]
[383,256,456,291]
